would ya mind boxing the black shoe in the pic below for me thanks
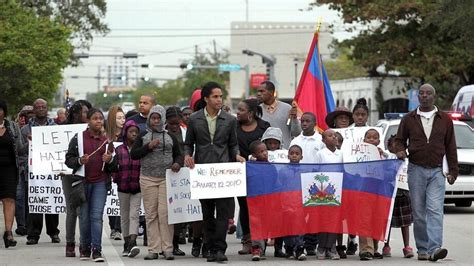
[179,236,187,245]
[306,248,316,256]
[26,238,38,245]
[359,252,373,261]
[15,227,27,236]
[92,249,105,262]
[373,252,383,259]
[429,248,448,262]
[216,251,228,262]
[173,247,185,256]
[206,253,217,262]
[336,245,347,259]
[274,249,286,258]
[347,241,358,255]
[80,246,92,260]
[51,234,61,243]
[191,238,202,257]
[3,231,17,248]
[285,248,295,259]
[202,243,210,258]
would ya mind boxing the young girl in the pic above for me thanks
[382,135,414,258]
[352,98,369,127]
[358,129,384,261]
[65,108,114,262]
[130,105,183,260]
[110,120,141,258]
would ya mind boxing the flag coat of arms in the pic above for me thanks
[246,160,402,241]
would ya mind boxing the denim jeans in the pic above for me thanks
[407,163,445,255]
[80,180,107,251]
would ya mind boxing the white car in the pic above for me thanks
[376,116,474,207]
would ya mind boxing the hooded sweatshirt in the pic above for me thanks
[130,105,183,178]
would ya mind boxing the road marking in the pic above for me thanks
[102,227,124,266]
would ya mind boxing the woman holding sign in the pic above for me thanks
[65,108,115,262]
[236,98,269,255]
[0,100,25,248]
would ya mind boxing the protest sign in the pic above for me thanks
[31,124,87,174]
[341,142,381,163]
[190,162,246,199]
[166,168,203,224]
[268,150,289,163]
[396,159,409,190]
[334,127,384,148]
[29,124,87,214]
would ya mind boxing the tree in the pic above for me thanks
[313,0,474,108]
[324,47,367,80]
[20,0,109,50]
[0,2,72,114]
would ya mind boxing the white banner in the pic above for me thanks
[268,150,289,163]
[333,126,384,149]
[190,162,246,199]
[166,168,203,224]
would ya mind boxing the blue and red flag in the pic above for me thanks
[294,32,335,131]
[246,160,402,241]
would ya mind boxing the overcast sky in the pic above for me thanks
[64,0,346,100]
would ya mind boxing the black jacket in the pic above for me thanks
[184,109,240,164]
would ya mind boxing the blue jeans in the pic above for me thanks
[80,181,107,251]
[407,163,445,255]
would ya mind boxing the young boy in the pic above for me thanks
[248,140,269,261]
[289,112,323,256]
[314,129,342,260]
[260,127,288,163]
[282,145,307,261]
[358,129,384,260]
[382,135,414,258]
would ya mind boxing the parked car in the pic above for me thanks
[376,115,474,207]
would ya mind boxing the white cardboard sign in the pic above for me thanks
[190,162,247,199]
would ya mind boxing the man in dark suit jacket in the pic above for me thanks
[184,81,245,262]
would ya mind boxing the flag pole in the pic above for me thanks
[315,16,323,34]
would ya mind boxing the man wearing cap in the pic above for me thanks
[257,81,300,149]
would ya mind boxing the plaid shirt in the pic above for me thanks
[112,144,141,194]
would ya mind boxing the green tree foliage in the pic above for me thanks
[314,0,474,107]
[20,0,109,49]
[0,2,72,114]
[325,47,367,80]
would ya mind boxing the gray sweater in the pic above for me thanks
[261,101,301,149]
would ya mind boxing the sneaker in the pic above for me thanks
[128,243,140,258]
[251,247,262,261]
[316,248,326,260]
[327,249,340,260]
[359,252,373,261]
[373,251,383,259]
[306,248,316,256]
[163,251,175,260]
[66,242,76,257]
[382,245,392,257]
[295,247,306,261]
[92,250,105,262]
[173,247,185,256]
[418,253,429,261]
[191,237,202,257]
[346,241,358,255]
[144,252,158,260]
[336,245,347,259]
[80,246,91,260]
[402,246,414,258]
[429,248,448,262]
[111,230,122,240]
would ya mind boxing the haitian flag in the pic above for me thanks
[246,159,402,241]
[294,32,335,131]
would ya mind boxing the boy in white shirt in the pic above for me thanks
[315,129,343,260]
[290,112,325,164]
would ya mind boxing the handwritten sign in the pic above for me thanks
[32,124,87,174]
[268,150,289,163]
[166,168,203,224]
[333,127,384,149]
[396,159,409,190]
[190,162,246,199]
[341,142,381,163]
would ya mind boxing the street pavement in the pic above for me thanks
[0,204,473,265]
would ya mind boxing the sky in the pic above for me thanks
[64,0,347,100]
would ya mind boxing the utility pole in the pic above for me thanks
[212,39,217,61]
